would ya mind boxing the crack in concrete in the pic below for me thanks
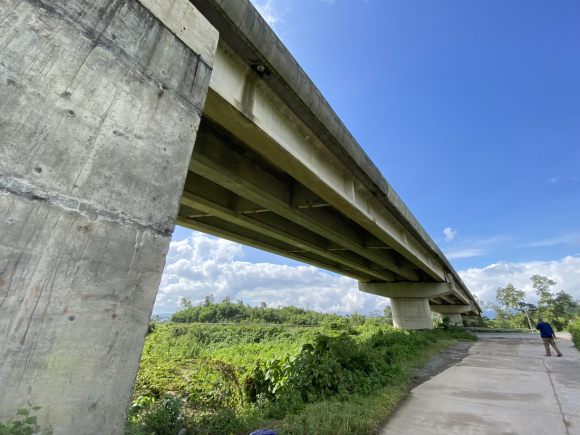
[543,359,571,435]
[0,174,172,237]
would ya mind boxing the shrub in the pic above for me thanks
[568,320,580,349]
[0,402,51,435]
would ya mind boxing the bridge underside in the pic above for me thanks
[0,0,481,433]
[178,117,429,284]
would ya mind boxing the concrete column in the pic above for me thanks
[0,1,217,434]
[391,298,434,330]
[446,313,463,326]
[462,315,485,325]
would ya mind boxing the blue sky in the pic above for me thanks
[154,0,580,314]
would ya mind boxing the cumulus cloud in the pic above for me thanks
[458,256,580,305]
[155,233,580,317]
[155,232,388,314]
[443,227,457,242]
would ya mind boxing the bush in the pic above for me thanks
[568,320,580,349]
[125,396,185,435]
[126,322,475,435]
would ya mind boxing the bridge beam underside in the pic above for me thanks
[0,0,217,433]
[177,118,436,283]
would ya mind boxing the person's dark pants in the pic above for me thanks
[542,337,562,356]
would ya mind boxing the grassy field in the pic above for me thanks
[126,322,475,435]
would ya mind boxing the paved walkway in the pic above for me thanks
[380,333,579,435]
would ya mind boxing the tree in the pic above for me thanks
[204,294,215,307]
[179,296,193,310]
[495,284,526,319]
[532,275,557,309]
[383,305,393,319]
[530,275,580,331]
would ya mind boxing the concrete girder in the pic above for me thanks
[188,125,421,281]
[440,294,458,305]
[176,216,371,281]
[180,188,396,282]
[359,282,458,300]
[430,305,476,314]
[202,87,440,282]
[202,38,452,283]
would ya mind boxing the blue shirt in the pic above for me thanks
[536,322,555,338]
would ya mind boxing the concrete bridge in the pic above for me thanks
[0,0,481,432]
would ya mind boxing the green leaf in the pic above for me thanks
[16,409,28,416]
[25,416,37,425]
[31,406,41,411]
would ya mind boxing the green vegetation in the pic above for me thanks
[126,320,474,435]
[0,402,52,435]
[570,321,580,349]
[170,295,391,326]
[482,275,580,331]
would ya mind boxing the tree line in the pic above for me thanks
[483,274,579,331]
[169,295,395,326]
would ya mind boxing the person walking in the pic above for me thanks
[536,317,562,357]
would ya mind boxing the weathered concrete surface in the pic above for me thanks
[391,297,433,330]
[380,333,579,435]
[0,0,216,433]
[183,0,481,316]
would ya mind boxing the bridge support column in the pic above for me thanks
[445,313,463,326]
[0,1,217,433]
[390,297,433,330]
[462,315,485,325]
[359,281,478,330]
[430,305,475,327]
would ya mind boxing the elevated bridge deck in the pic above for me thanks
[0,0,480,432]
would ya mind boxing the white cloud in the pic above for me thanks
[155,232,388,314]
[156,233,580,317]
[521,232,580,248]
[458,256,580,304]
[250,1,286,29]
[444,248,486,259]
[443,227,457,242]
[547,176,578,184]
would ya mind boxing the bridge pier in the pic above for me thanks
[359,281,478,330]
[390,297,433,330]
[430,304,475,326]
[0,0,217,433]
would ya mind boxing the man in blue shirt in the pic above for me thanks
[536,317,563,357]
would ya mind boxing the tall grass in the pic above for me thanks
[126,323,474,435]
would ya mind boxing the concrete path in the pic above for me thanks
[380,333,579,435]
